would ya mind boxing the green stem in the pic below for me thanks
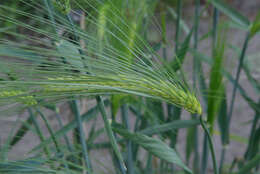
[193,0,200,76]
[175,0,182,52]
[28,108,51,159]
[43,0,58,36]
[65,12,94,172]
[65,7,126,174]
[219,146,226,173]
[170,1,183,167]
[9,116,33,147]
[121,104,133,174]
[43,1,92,172]
[192,0,201,172]
[222,32,250,169]
[36,108,71,173]
[110,102,122,174]
[212,7,219,49]
[96,96,126,174]
[54,108,73,152]
[192,120,199,173]
[244,99,260,160]
[200,116,219,174]
[36,108,61,153]
[145,153,152,174]
[131,102,142,162]
[160,160,165,174]
[54,122,72,174]
[202,5,219,174]
[71,100,92,173]
[227,32,250,126]
[201,134,209,174]
[229,158,238,173]
[237,154,260,174]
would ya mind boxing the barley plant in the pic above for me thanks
[0,0,259,174]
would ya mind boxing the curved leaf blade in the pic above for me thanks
[113,128,192,173]
[209,0,250,29]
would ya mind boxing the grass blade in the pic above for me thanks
[168,7,190,35]
[70,100,92,173]
[191,0,201,172]
[36,108,61,153]
[227,32,250,139]
[140,119,199,135]
[96,96,126,173]
[175,0,182,52]
[209,0,250,28]
[113,128,192,173]
[121,104,133,174]
[207,24,226,133]
[28,108,51,159]
[200,116,219,174]
[236,154,260,174]
[9,116,34,147]
[244,100,260,161]
[217,90,228,173]
[250,11,260,37]
[30,99,109,154]
[170,28,194,72]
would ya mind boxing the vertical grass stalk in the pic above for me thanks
[145,153,152,174]
[36,108,72,172]
[170,1,183,172]
[43,1,92,172]
[201,135,209,174]
[175,0,182,52]
[96,96,127,174]
[121,104,134,174]
[71,100,92,173]
[201,5,219,174]
[227,32,250,125]
[61,3,125,173]
[193,0,200,84]
[28,108,51,159]
[212,7,219,48]
[36,108,61,153]
[192,0,201,172]
[244,99,260,161]
[43,0,59,37]
[220,32,251,170]
[54,108,74,152]
[200,116,219,174]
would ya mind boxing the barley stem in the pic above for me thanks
[200,116,219,174]
[96,96,127,174]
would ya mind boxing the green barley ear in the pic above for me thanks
[53,0,71,14]
[0,0,202,115]
[41,75,202,115]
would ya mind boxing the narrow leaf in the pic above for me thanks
[113,128,192,173]
[140,119,199,135]
[250,11,260,37]
[30,99,109,153]
[170,28,193,72]
[209,0,250,29]
[236,154,260,174]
